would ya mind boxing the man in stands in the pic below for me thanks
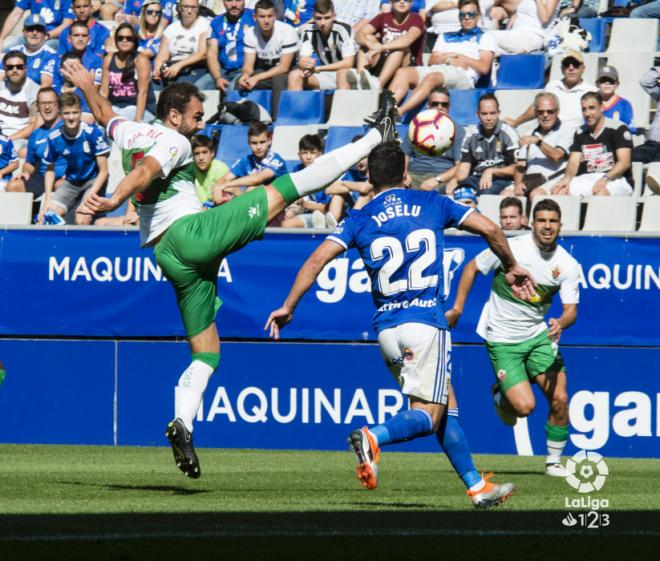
[551,91,633,198]
[506,92,573,200]
[454,93,519,195]
[204,0,255,91]
[507,51,597,131]
[499,197,529,231]
[0,51,40,151]
[288,0,356,91]
[389,0,495,117]
[239,0,299,118]
[633,66,660,167]
[0,16,57,88]
[57,0,109,57]
[0,0,73,51]
[46,21,103,89]
[351,0,424,90]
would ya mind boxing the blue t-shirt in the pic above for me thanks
[284,0,315,26]
[16,0,74,31]
[57,20,110,57]
[44,122,110,184]
[27,120,66,177]
[328,188,472,332]
[210,10,255,73]
[230,149,287,184]
[0,44,56,86]
[48,50,103,89]
[138,35,161,61]
[0,134,17,169]
[603,95,635,131]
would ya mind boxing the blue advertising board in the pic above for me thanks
[0,229,659,345]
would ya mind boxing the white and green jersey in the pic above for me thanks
[475,233,580,344]
[108,117,203,246]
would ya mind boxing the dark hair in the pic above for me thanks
[298,133,323,152]
[430,86,449,97]
[156,82,205,119]
[458,0,480,12]
[367,142,405,189]
[254,0,275,11]
[533,198,561,220]
[313,0,334,13]
[59,91,82,110]
[478,92,499,111]
[581,91,603,105]
[70,19,89,33]
[191,134,214,151]
[37,86,58,101]
[500,196,523,214]
[114,23,139,84]
[247,120,269,138]
[3,50,26,65]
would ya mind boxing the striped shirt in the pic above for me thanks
[298,21,356,66]
[461,120,519,176]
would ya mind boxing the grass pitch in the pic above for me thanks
[0,444,659,560]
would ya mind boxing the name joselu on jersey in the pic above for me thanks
[371,204,421,227]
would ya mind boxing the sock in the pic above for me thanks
[274,128,383,203]
[0,365,5,386]
[436,409,482,490]
[545,422,568,464]
[175,353,218,432]
[370,409,433,447]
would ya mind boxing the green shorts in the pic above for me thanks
[486,330,565,392]
[153,186,271,338]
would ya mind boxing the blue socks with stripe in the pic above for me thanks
[370,409,434,446]
[436,408,481,489]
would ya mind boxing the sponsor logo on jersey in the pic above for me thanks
[497,369,507,381]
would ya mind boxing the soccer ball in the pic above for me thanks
[408,109,456,157]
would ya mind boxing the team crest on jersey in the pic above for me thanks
[497,369,507,381]
[384,193,400,206]
[168,146,178,160]
[552,266,561,279]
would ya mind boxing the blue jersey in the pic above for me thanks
[16,0,74,32]
[284,0,314,26]
[603,95,635,131]
[0,44,56,85]
[57,20,110,57]
[230,149,287,183]
[138,35,161,61]
[48,50,103,89]
[210,10,254,72]
[0,134,17,169]
[328,188,473,332]
[44,122,110,184]
[26,120,66,177]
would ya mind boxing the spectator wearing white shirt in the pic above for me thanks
[506,50,597,132]
[239,0,299,118]
[153,0,212,88]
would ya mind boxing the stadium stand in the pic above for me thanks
[0,192,33,225]
[272,125,321,160]
[448,89,488,126]
[325,126,367,152]
[582,197,637,232]
[639,197,660,232]
[495,55,545,90]
[216,125,250,165]
[275,91,325,125]
[579,18,607,53]
[605,18,659,54]
[227,89,274,117]
[326,90,380,126]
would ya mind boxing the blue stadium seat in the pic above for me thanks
[216,124,249,165]
[227,90,273,116]
[495,54,545,89]
[285,159,300,171]
[276,91,325,125]
[579,18,607,52]
[448,89,488,126]
[325,126,367,152]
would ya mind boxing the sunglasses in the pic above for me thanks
[598,78,616,85]
[561,60,581,69]
[536,109,557,115]
[145,9,162,15]
[6,64,25,70]
[117,35,136,42]
[24,26,45,32]
[428,101,449,108]
[459,10,478,18]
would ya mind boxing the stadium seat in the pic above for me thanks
[606,18,659,54]
[216,124,249,165]
[477,195,526,224]
[227,89,273,116]
[643,162,660,197]
[638,197,660,232]
[549,52,601,84]
[275,91,325,125]
[579,18,607,52]
[631,162,644,197]
[106,144,125,195]
[531,195,581,231]
[326,90,380,126]
[497,89,542,121]
[448,89,488,126]
[582,197,636,232]
[201,89,220,121]
[272,125,320,160]
[324,126,367,152]
[616,86,651,129]
[495,55,545,89]
[0,192,33,225]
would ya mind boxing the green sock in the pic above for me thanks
[191,352,220,370]
[545,422,568,463]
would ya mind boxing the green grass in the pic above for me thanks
[0,445,658,561]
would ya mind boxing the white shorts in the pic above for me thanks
[569,172,633,198]
[314,71,337,90]
[415,64,475,89]
[378,322,451,404]
[483,28,544,57]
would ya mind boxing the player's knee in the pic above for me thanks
[551,391,568,414]
[511,397,535,417]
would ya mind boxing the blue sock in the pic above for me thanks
[436,409,482,489]
[370,409,433,447]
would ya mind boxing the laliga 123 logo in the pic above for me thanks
[565,450,609,493]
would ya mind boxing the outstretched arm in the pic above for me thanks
[60,58,119,128]
[445,259,480,327]
[265,240,345,339]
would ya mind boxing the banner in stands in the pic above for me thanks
[1,229,660,345]
[0,339,658,458]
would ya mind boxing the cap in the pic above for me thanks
[141,0,162,7]
[561,50,584,65]
[453,187,478,205]
[23,14,47,29]
[597,66,619,83]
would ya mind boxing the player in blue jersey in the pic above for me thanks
[267,142,536,508]
[40,91,109,224]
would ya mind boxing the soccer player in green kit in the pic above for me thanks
[61,58,400,479]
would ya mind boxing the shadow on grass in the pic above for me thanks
[56,480,211,496]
